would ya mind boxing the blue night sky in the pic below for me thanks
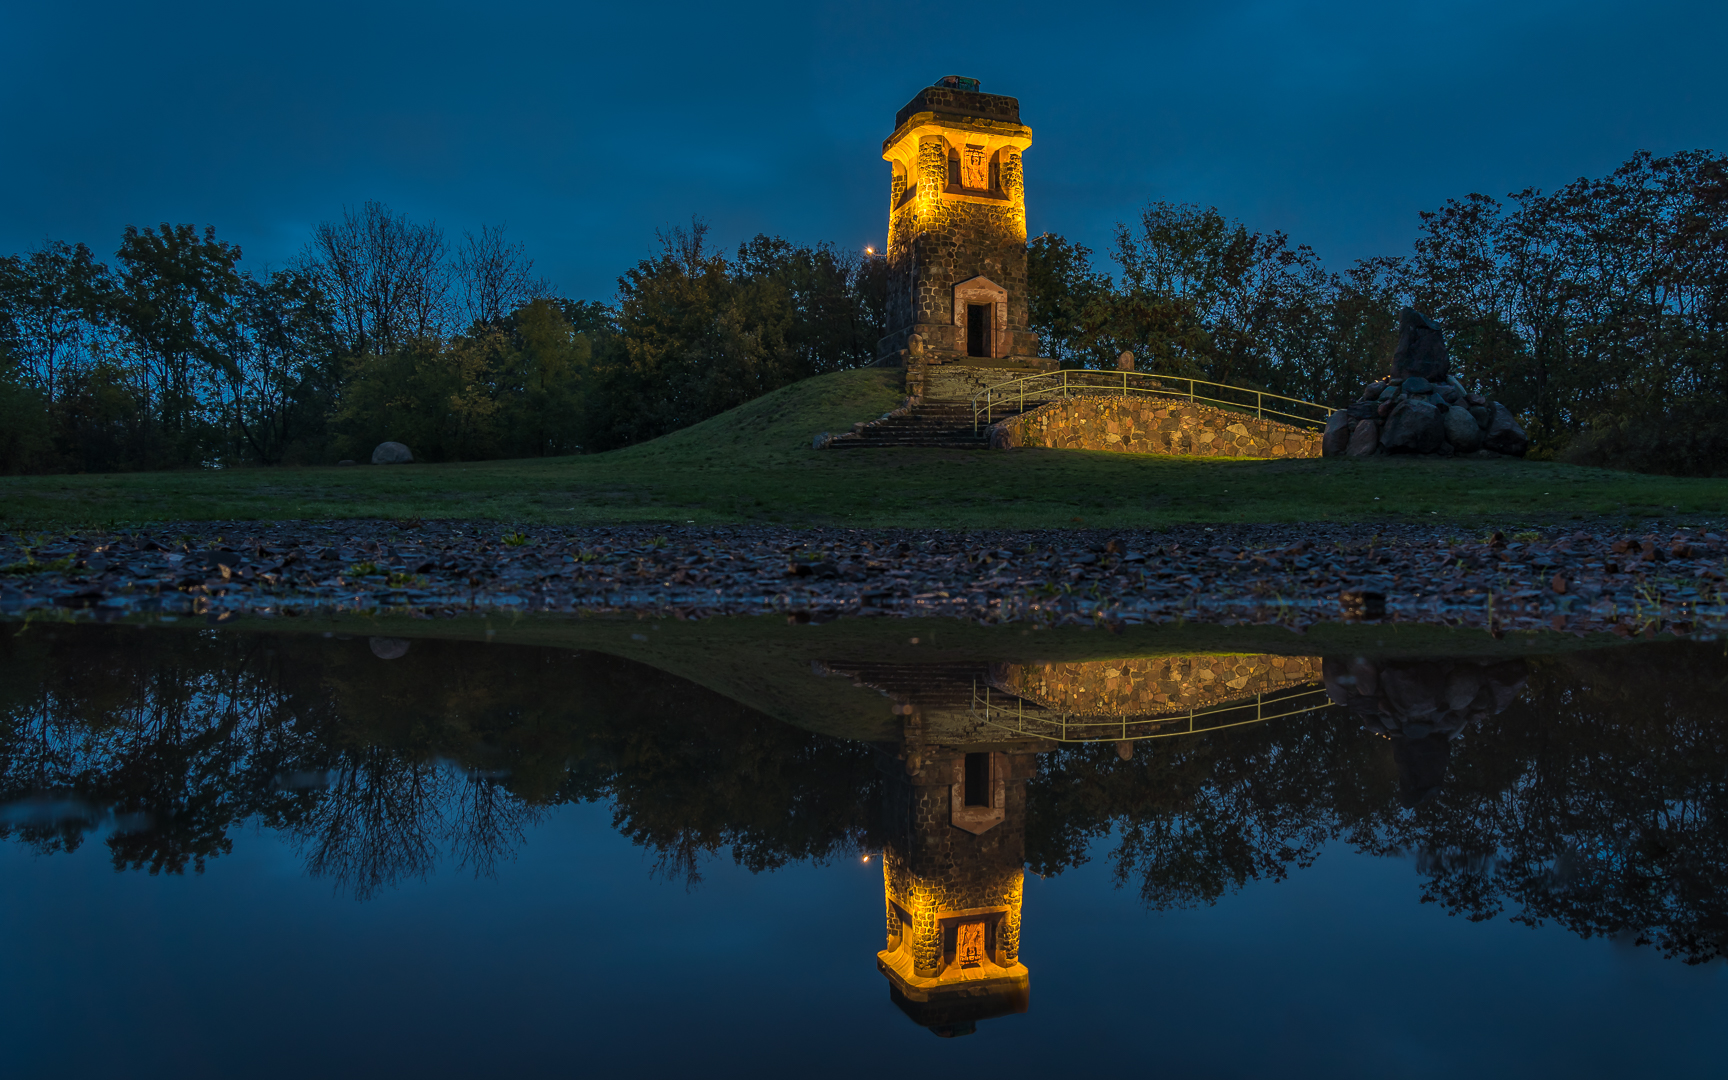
[3,1,1724,301]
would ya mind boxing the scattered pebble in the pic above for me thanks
[1,520,1723,636]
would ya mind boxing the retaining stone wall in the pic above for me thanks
[990,395,1321,459]
[991,655,1322,717]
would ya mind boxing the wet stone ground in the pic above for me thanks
[1,520,1725,636]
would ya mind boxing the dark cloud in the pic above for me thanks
[3,0,1723,300]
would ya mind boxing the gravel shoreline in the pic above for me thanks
[3,520,1725,637]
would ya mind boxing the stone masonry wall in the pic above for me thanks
[881,121,1035,359]
[991,655,1323,717]
[990,395,1321,458]
[885,139,1031,350]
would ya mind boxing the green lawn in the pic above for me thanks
[3,368,1724,530]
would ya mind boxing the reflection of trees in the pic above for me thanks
[0,625,878,896]
[1026,645,1728,963]
[448,774,542,881]
[293,752,446,900]
[7,626,1724,961]
[1378,647,1728,962]
[0,629,318,872]
[1025,718,1384,908]
[556,663,880,886]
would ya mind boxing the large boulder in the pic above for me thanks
[372,441,413,465]
[1381,399,1445,453]
[1390,307,1450,381]
[1443,404,1483,452]
[1322,410,1352,456]
[1483,403,1529,456]
[1346,419,1379,456]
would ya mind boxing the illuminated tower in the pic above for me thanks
[876,741,1036,1037]
[878,76,1042,364]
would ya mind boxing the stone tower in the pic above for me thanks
[878,77,1044,365]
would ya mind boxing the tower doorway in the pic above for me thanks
[966,304,991,357]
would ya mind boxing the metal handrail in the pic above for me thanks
[969,369,1334,434]
[969,680,1335,744]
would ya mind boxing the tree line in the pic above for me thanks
[4,148,1725,475]
[0,206,886,473]
[1030,150,1728,473]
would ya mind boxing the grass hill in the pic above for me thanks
[3,367,1725,529]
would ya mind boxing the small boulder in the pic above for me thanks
[1390,307,1450,381]
[1443,404,1483,451]
[1346,419,1379,456]
[1346,400,1380,421]
[1401,376,1433,395]
[1323,410,1352,457]
[372,441,413,465]
[1483,403,1529,456]
[336,459,357,467]
[1381,399,1445,453]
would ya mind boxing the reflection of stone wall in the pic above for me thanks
[992,655,1322,717]
[989,396,1321,458]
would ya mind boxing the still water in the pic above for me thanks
[2,621,1724,1078]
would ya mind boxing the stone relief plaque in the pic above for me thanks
[961,145,989,189]
[957,921,987,967]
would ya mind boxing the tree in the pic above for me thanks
[1079,202,1330,393]
[305,201,451,357]
[107,223,246,465]
[225,269,341,464]
[496,297,589,457]
[454,223,543,330]
[0,240,110,402]
[1026,232,1111,365]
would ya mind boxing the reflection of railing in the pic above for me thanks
[969,680,1335,743]
[970,369,1334,433]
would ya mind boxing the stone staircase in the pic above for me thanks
[829,401,1003,449]
[830,362,1047,450]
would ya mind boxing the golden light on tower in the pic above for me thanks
[875,76,1044,365]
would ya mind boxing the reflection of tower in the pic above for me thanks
[878,76,1039,363]
[877,711,1037,1037]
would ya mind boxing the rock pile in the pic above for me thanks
[1323,308,1529,458]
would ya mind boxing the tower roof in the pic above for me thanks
[894,84,1021,128]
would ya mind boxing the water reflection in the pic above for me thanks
[1,624,1724,1040]
[1323,658,1528,806]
